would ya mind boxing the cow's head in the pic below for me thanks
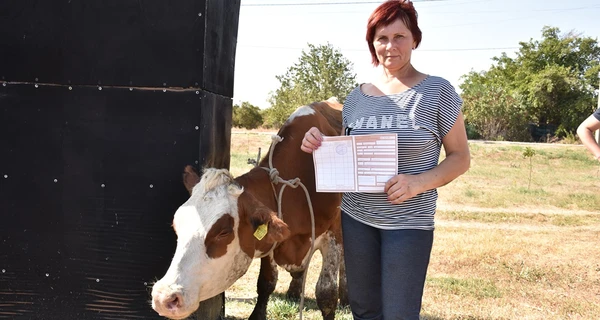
[151,166,290,319]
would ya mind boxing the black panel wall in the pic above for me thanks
[0,0,240,319]
[0,0,207,88]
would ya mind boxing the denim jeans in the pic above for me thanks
[342,212,434,320]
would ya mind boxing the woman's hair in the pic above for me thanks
[366,0,422,66]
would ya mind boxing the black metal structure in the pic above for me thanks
[0,0,240,319]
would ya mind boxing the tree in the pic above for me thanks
[460,26,600,141]
[232,101,263,129]
[460,70,530,141]
[263,43,357,128]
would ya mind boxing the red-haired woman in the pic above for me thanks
[301,1,470,318]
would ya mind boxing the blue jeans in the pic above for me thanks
[342,212,434,320]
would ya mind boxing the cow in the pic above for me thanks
[151,98,346,320]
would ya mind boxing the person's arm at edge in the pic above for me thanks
[576,114,600,161]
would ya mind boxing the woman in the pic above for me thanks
[301,1,470,319]
[577,109,600,161]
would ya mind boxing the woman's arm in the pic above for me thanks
[384,113,471,203]
[577,114,600,161]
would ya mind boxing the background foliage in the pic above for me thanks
[235,27,599,142]
[262,43,357,128]
[460,26,600,141]
[233,101,263,129]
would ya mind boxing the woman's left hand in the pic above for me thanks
[384,174,423,204]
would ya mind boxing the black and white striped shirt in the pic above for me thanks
[341,75,462,230]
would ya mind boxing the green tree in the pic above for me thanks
[460,70,530,141]
[263,43,357,128]
[232,101,263,129]
[461,26,600,141]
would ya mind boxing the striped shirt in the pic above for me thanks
[593,108,600,121]
[340,75,462,230]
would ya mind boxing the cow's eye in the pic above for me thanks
[217,228,232,239]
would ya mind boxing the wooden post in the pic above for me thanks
[192,294,226,320]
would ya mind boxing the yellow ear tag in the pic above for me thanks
[253,224,268,240]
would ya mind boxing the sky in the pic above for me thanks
[232,0,600,109]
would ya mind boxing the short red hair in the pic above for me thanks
[366,0,422,66]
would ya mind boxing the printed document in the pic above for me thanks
[312,134,398,192]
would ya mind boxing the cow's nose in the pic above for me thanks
[152,285,186,318]
[165,292,183,311]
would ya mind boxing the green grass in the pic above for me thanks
[438,142,600,211]
[229,131,273,177]
[501,261,550,283]
[438,210,600,226]
[427,277,503,299]
[224,293,354,320]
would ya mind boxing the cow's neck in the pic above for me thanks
[238,131,312,210]
[235,167,278,211]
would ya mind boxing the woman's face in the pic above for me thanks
[373,18,415,72]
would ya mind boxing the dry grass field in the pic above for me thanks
[225,130,600,320]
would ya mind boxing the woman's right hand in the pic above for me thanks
[300,127,323,154]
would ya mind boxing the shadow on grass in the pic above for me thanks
[225,296,257,304]
[421,315,445,320]
[271,292,321,310]
[226,292,329,311]
[418,314,507,320]
[225,315,496,320]
[223,292,340,319]
[226,312,492,320]
[224,294,498,320]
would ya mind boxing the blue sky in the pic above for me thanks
[233,0,600,109]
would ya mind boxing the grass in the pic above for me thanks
[438,210,600,227]
[438,142,600,211]
[426,277,503,299]
[229,130,274,177]
[223,131,600,320]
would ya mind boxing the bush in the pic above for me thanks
[233,102,263,129]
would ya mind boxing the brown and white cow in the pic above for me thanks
[151,99,345,320]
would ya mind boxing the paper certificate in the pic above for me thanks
[312,133,398,193]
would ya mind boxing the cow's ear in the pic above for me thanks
[182,165,201,195]
[249,209,290,243]
[239,192,290,242]
[263,212,290,243]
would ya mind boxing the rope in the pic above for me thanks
[258,134,317,320]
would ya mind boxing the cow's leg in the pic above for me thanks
[286,270,304,300]
[333,212,348,306]
[338,253,349,306]
[249,256,278,320]
[315,231,343,320]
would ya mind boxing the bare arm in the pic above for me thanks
[577,114,600,161]
[384,113,471,203]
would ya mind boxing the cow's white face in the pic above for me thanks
[151,168,252,319]
[151,167,291,320]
